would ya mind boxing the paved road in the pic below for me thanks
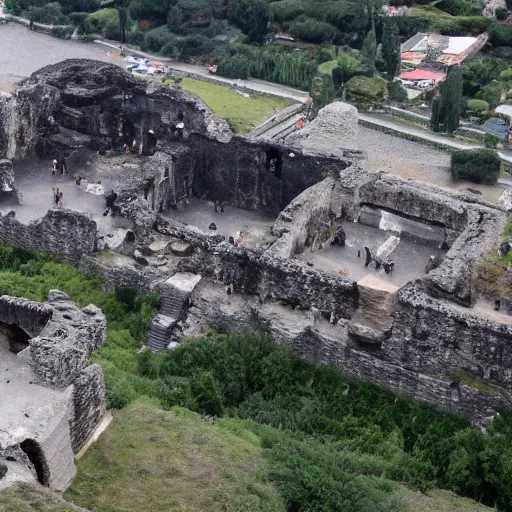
[96,40,310,103]
[359,113,482,151]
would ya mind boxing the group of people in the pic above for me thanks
[330,224,396,275]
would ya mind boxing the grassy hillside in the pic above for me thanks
[65,400,285,512]
[0,483,88,512]
[175,78,294,133]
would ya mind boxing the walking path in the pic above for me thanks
[358,113,483,151]
[95,40,310,103]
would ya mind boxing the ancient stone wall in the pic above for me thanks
[0,209,98,265]
[0,59,232,160]
[268,176,336,259]
[174,134,364,214]
[0,295,52,337]
[384,282,512,387]
[180,244,359,320]
[0,291,108,492]
[69,364,107,454]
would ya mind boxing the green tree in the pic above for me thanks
[360,15,377,76]
[227,0,269,44]
[431,69,462,134]
[381,17,401,80]
[114,0,130,53]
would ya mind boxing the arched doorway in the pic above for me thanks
[20,439,50,486]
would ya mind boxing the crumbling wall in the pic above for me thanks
[180,244,359,320]
[0,59,232,160]
[0,295,52,337]
[70,365,107,454]
[268,176,336,259]
[384,282,512,387]
[0,209,98,265]
[174,134,364,214]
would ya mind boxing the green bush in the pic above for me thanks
[4,0,21,15]
[387,80,408,102]
[462,58,509,96]
[228,0,269,44]
[217,54,250,79]
[451,149,501,183]
[345,75,387,106]
[289,18,339,43]
[489,22,512,47]
[52,25,74,38]
[143,25,177,52]
[160,41,180,59]
[484,132,503,148]
[26,2,69,25]
[176,34,214,61]
[59,0,99,14]
[435,0,482,16]
[86,8,119,38]
[496,7,509,20]
[467,98,489,112]
[499,68,512,81]
[476,82,503,109]
[167,0,213,35]
[129,0,169,27]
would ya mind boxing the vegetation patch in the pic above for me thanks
[65,400,285,512]
[174,77,294,133]
[450,149,501,184]
[0,483,83,512]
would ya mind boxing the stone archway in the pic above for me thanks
[0,322,30,354]
[20,439,50,487]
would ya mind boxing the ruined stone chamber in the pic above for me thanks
[0,290,107,491]
[0,60,511,427]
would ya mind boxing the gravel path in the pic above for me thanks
[357,126,506,202]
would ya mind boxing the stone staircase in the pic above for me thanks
[147,272,202,353]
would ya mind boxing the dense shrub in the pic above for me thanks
[462,58,508,96]
[499,68,512,81]
[451,149,501,183]
[489,22,512,47]
[228,0,269,44]
[217,54,250,79]
[476,82,503,108]
[435,0,482,16]
[26,2,69,25]
[52,25,74,38]
[345,75,387,106]
[129,0,169,27]
[289,18,339,43]
[143,25,177,52]
[86,8,121,39]
[496,7,509,19]
[387,80,408,102]
[466,98,489,112]
[59,0,99,14]
[4,0,22,15]
[484,132,503,148]
[176,34,214,60]
[167,0,212,35]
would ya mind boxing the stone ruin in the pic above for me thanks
[0,59,510,440]
[0,290,107,491]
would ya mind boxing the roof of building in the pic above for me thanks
[399,69,446,84]
[496,104,512,119]
[401,33,428,53]
[442,36,478,55]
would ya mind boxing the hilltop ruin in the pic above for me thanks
[0,59,511,469]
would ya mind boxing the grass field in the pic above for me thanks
[64,400,285,512]
[175,78,295,133]
[0,403,493,512]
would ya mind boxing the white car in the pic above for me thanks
[399,79,415,87]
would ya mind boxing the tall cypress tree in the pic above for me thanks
[360,13,377,76]
[444,68,463,134]
[381,18,401,80]
[430,69,462,134]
